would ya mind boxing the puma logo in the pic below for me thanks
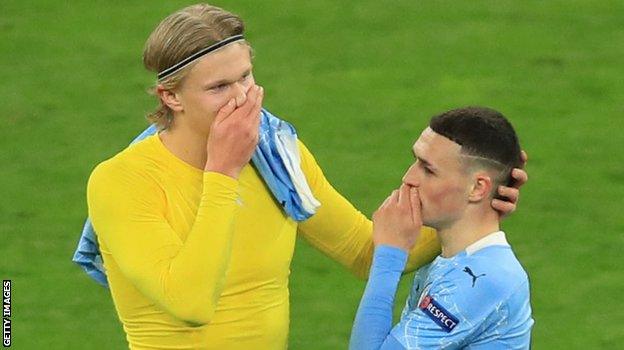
[463,267,486,287]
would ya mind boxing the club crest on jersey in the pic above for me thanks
[419,295,459,333]
[415,282,432,308]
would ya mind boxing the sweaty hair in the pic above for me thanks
[429,106,522,188]
[143,4,246,129]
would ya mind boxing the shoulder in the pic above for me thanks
[296,138,315,162]
[88,136,164,193]
[393,247,531,348]
[416,246,529,318]
[295,138,326,187]
[416,246,528,329]
[459,246,528,291]
[435,247,528,302]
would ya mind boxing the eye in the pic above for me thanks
[240,72,252,84]
[210,83,229,92]
[416,160,434,175]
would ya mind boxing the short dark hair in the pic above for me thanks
[429,106,522,186]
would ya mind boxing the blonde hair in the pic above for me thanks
[143,4,245,129]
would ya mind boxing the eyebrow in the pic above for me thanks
[204,66,252,89]
[412,149,436,170]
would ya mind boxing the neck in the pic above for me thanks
[436,204,500,258]
[158,120,209,170]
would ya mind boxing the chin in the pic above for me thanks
[423,222,438,230]
[421,213,446,231]
[422,217,436,229]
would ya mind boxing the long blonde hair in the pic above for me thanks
[143,4,245,129]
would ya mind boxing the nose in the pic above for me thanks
[233,82,248,107]
[402,164,420,188]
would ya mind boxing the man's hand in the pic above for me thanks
[205,85,264,178]
[492,150,529,217]
[372,184,423,252]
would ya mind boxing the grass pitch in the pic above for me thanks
[1,1,622,348]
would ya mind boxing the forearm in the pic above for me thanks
[349,245,407,350]
[297,181,376,279]
[158,172,239,323]
[404,226,440,273]
[351,225,441,279]
[91,170,239,325]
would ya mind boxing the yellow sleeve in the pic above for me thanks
[87,160,238,325]
[296,140,441,279]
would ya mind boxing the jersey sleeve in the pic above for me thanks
[87,160,239,325]
[389,270,513,349]
[295,140,440,279]
[349,245,408,350]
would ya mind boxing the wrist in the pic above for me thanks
[373,245,409,271]
[204,163,241,179]
[374,240,412,253]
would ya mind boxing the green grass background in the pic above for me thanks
[1,0,623,348]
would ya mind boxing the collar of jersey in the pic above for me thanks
[465,231,510,256]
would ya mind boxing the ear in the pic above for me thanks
[468,172,493,203]
[156,84,184,113]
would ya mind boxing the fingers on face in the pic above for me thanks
[239,86,256,114]
[520,150,529,165]
[224,86,262,129]
[392,189,399,201]
[256,87,264,109]
[409,186,421,211]
[242,85,263,119]
[408,186,422,226]
[252,87,264,124]
[398,183,410,206]
[492,198,516,215]
[210,85,265,127]
[498,186,519,203]
[382,190,398,208]
[235,93,247,108]
[380,197,390,208]
[234,83,257,108]
[511,168,528,187]
[215,99,237,123]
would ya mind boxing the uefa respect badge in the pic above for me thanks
[419,294,459,333]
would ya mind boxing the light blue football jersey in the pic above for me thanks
[389,231,534,349]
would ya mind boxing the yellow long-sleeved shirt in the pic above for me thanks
[87,134,439,349]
